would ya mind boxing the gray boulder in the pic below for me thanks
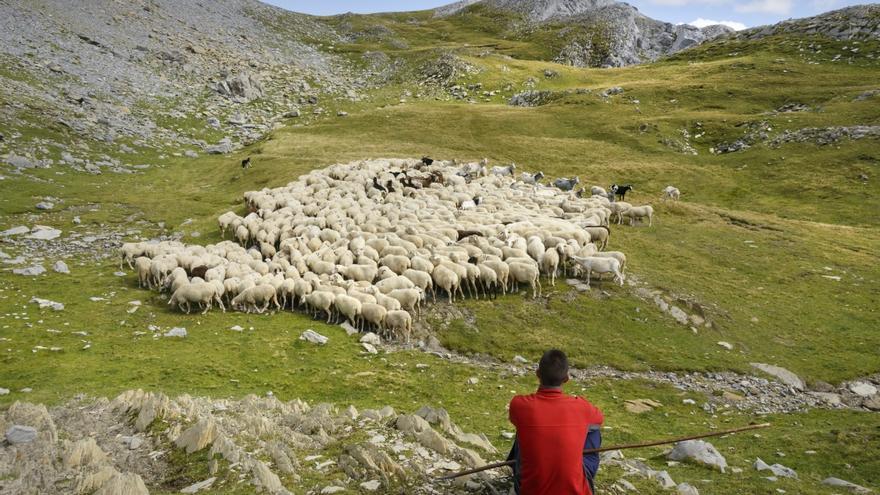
[215,72,263,101]
[667,440,727,472]
[300,329,328,345]
[6,425,38,444]
[13,265,46,276]
[755,458,798,478]
[751,363,805,390]
[822,477,873,494]
[53,261,70,274]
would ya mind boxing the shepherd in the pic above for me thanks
[507,349,604,495]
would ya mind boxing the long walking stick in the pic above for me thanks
[436,422,771,481]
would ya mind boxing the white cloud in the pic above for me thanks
[811,0,840,10]
[734,0,793,15]
[687,17,748,30]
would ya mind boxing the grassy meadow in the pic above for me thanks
[1,8,879,493]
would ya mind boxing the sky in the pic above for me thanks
[264,0,872,30]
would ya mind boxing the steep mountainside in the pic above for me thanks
[434,0,733,66]
[0,0,361,173]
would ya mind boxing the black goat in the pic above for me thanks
[421,157,434,166]
[371,176,387,193]
[611,184,633,201]
[241,157,252,169]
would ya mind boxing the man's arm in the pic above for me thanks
[580,397,604,425]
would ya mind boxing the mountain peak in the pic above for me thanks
[436,0,618,21]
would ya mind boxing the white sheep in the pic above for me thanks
[385,310,413,343]
[663,186,680,201]
[570,255,624,287]
[621,205,654,226]
[508,262,542,298]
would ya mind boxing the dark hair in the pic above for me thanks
[538,349,569,387]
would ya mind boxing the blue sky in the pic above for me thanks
[265,0,872,30]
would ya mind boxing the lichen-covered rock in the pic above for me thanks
[175,418,218,453]
[667,440,727,472]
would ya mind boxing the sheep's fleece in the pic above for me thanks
[122,158,629,337]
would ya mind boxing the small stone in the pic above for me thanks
[163,327,187,338]
[30,297,64,311]
[467,377,479,385]
[360,332,381,346]
[53,261,70,274]
[129,436,144,450]
[360,480,381,491]
[340,322,358,336]
[625,398,662,414]
[320,486,345,494]
[6,425,37,444]
[13,265,46,276]
[361,342,378,354]
[513,355,528,364]
[300,329,328,345]
[1,226,29,236]
[229,325,243,332]
[848,381,878,397]
[35,201,54,210]
[677,482,700,495]
[0,388,9,395]
[822,477,873,493]
[28,226,62,240]
[717,341,733,350]
[180,477,216,493]
[755,458,798,478]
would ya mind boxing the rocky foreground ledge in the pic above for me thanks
[0,390,501,494]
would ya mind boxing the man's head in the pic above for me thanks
[537,349,569,387]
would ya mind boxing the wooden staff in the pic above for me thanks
[436,422,771,481]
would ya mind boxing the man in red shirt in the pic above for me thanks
[508,349,604,495]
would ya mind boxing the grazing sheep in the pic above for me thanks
[590,186,607,197]
[432,265,461,303]
[305,291,336,323]
[591,251,627,274]
[508,262,542,298]
[388,288,423,317]
[608,202,632,224]
[621,205,654,226]
[385,310,413,343]
[583,226,610,251]
[122,158,634,343]
[663,186,680,201]
[134,256,152,288]
[540,245,564,286]
[361,303,387,332]
[231,284,279,314]
[334,294,362,328]
[570,255,625,287]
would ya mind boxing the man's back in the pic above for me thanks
[509,388,604,495]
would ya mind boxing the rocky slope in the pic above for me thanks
[434,0,734,67]
[734,4,880,42]
[0,0,362,174]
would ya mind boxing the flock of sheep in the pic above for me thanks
[121,158,670,342]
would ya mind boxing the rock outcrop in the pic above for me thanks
[434,0,733,67]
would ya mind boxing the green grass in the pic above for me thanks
[1,14,879,494]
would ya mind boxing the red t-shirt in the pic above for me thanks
[509,388,604,495]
